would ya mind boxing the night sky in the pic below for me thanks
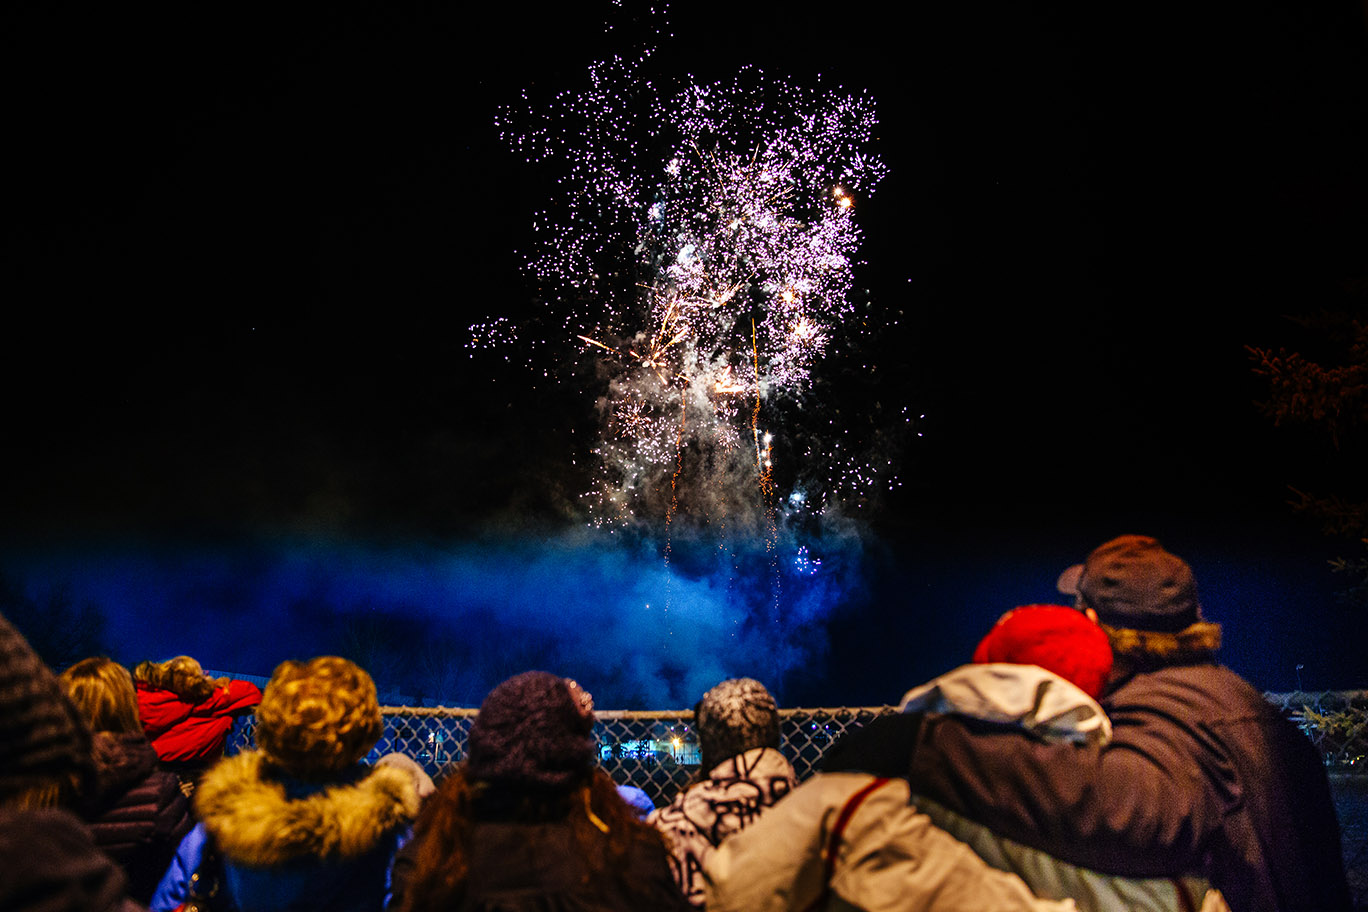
[5,1,1367,705]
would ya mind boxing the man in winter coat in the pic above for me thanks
[649,677,798,907]
[822,535,1351,912]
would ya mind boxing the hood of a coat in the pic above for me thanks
[89,732,159,800]
[1104,620,1222,667]
[898,663,1113,746]
[195,751,420,867]
[135,686,193,738]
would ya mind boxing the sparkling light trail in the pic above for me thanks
[483,27,901,533]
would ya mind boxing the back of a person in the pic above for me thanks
[649,677,796,906]
[462,818,585,898]
[0,614,148,912]
[706,771,1075,912]
[220,828,404,912]
[136,681,256,763]
[84,731,193,903]
[59,656,195,905]
[1110,661,1345,911]
[133,657,260,769]
[159,780,410,912]
[389,672,688,912]
[150,657,419,912]
[1063,535,1350,911]
[460,816,678,911]
[708,606,1149,912]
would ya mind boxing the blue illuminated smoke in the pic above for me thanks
[2,525,869,707]
[5,525,1359,703]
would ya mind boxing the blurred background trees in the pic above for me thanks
[1249,287,1368,608]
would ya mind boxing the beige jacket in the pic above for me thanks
[705,771,1075,912]
[707,664,1228,912]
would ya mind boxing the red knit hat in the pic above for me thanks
[972,604,1113,700]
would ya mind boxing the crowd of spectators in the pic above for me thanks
[0,535,1352,911]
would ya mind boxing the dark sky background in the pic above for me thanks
[4,1,1367,705]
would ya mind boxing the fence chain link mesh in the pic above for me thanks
[226,706,898,806]
[224,693,1368,784]
[1264,690,1368,771]
[225,693,1367,907]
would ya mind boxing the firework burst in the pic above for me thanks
[484,35,897,531]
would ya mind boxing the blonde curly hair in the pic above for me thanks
[255,656,382,779]
[132,655,229,704]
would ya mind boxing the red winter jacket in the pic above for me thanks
[136,679,261,763]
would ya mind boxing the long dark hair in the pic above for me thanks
[394,767,666,911]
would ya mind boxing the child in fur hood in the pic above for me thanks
[149,656,423,912]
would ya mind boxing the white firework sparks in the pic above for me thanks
[494,42,893,529]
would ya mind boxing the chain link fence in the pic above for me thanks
[225,691,1368,786]
[1265,690,1368,771]
[1266,691,1368,908]
[225,693,1368,908]
[226,705,893,805]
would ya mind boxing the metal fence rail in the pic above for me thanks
[226,705,893,806]
[225,693,1368,909]
[226,691,1368,787]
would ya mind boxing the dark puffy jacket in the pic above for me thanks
[80,731,195,904]
[824,661,1351,912]
[0,807,147,912]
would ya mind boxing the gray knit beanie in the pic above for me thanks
[695,677,779,772]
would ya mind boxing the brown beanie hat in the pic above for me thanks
[1057,535,1202,634]
[465,671,596,790]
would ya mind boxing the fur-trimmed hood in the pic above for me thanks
[195,751,420,867]
[1104,620,1221,666]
